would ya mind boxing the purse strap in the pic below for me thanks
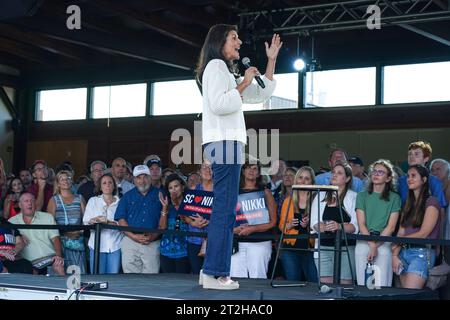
[57,195,69,225]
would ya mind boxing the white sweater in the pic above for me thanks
[201,59,276,145]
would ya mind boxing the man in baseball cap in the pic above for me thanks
[114,163,163,274]
[143,155,163,189]
[348,156,368,184]
[133,164,150,177]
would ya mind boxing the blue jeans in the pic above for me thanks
[89,249,121,274]
[202,140,244,277]
[399,247,436,280]
[280,250,318,282]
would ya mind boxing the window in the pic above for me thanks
[92,83,147,119]
[305,67,376,108]
[243,73,298,111]
[383,61,450,104]
[152,73,298,115]
[152,80,202,116]
[36,88,87,121]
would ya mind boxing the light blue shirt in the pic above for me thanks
[117,180,135,195]
[398,174,447,207]
[315,171,364,193]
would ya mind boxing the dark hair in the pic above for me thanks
[94,173,118,196]
[400,164,430,228]
[164,173,187,202]
[328,148,349,162]
[55,162,74,175]
[165,173,186,189]
[240,159,265,190]
[6,177,24,195]
[195,24,239,87]
[323,162,353,207]
[19,168,31,175]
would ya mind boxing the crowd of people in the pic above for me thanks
[0,140,449,290]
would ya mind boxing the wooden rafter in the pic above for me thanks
[149,0,217,28]
[0,23,86,61]
[89,0,202,47]
[11,18,195,70]
[0,36,51,65]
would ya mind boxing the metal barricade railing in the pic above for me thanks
[2,212,450,278]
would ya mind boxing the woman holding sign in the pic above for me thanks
[230,158,277,279]
[195,24,282,289]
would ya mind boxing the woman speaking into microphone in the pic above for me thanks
[195,24,282,290]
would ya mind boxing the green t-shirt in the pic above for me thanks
[356,191,401,233]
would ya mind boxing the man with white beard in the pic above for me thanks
[114,165,164,273]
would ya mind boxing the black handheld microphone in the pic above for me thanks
[241,57,265,88]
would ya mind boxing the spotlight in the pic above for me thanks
[293,58,305,71]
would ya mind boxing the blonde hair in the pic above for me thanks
[53,170,73,195]
[292,166,316,215]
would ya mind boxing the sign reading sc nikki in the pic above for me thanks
[179,189,214,220]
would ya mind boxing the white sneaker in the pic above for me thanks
[202,275,239,290]
[199,269,204,285]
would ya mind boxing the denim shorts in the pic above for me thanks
[399,247,436,280]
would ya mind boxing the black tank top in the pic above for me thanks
[320,205,356,247]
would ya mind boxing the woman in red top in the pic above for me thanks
[3,178,24,219]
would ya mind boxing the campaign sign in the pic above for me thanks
[0,224,16,260]
[235,191,270,226]
[179,189,214,220]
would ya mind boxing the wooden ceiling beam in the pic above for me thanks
[11,18,195,70]
[149,0,217,28]
[0,36,51,65]
[0,23,86,61]
[89,0,202,47]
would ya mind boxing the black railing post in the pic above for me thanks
[333,229,342,285]
[94,223,102,275]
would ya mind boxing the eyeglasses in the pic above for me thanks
[371,170,387,176]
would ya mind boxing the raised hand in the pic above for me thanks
[265,34,283,61]
[159,191,169,210]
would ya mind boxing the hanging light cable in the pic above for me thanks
[293,35,305,71]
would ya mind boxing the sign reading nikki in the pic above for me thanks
[179,189,214,220]
[235,191,270,226]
